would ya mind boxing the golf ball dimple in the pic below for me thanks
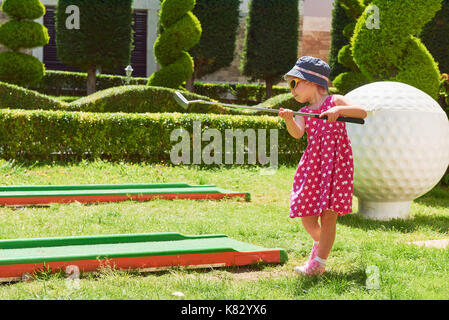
[345,81,449,220]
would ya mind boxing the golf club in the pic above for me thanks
[173,91,365,125]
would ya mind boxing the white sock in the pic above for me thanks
[314,256,326,267]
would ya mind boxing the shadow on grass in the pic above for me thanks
[293,268,368,296]
[338,212,449,234]
[414,185,449,209]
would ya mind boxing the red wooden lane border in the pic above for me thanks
[0,192,248,206]
[0,250,281,281]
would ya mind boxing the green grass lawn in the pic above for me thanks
[0,159,448,300]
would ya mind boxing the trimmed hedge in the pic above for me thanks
[66,85,248,115]
[0,109,307,165]
[193,82,290,104]
[27,70,148,96]
[27,70,291,104]
[257,93,306,112]
[0,81,65,110]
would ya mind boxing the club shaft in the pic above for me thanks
[189,99,364,124]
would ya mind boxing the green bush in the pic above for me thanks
[0,20,49,51]
[0,81,65,110]
[332,71,369,94]
[338,44,358,71]
[351,0,442,99]
[439,73,449,118]
[148,0,201,88]
[0,109,307,165]
[0,52,45,86]
[0,0,45,20]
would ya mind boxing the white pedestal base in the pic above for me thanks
[357,199,412,221]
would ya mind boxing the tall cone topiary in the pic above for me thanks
[331,0,370,94]
[351,0,442,99]
[0,0,49,86]
[147,0,201,88]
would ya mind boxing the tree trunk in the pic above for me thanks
[265,78,273,99]
[186,76,195,92]
[87,66,97,95]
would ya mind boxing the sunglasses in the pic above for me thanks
[289,78,301,90]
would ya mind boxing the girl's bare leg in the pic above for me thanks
[301,216,321,242]
[317,209,338,260]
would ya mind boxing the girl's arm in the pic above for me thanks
[279,108,305,139]
[320,95,367,121]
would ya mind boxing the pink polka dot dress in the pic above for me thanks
[289,95,354,218]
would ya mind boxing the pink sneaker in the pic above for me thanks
[294,259,325,276]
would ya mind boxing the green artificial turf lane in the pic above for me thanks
[0,234,284,265]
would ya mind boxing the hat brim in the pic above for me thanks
[284,68,329,91]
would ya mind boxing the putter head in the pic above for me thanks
[173,91,190,111]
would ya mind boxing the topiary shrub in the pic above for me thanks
[0,20,49,52]
[331,0,370,94]
[328,0,357,81]
[0,52,46,86]
[148,0,202,88]
[351,0,442,99]
[0,0,45,20]
[0,0,49,86]
[332,71,369,94]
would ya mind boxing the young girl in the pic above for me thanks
[279,56,367,276]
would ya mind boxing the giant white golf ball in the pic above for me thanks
[345,81,449,220]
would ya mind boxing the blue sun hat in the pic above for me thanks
[284,56,331,91]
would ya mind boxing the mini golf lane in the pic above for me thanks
[0,233,288,282]
[0,183,250,206]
